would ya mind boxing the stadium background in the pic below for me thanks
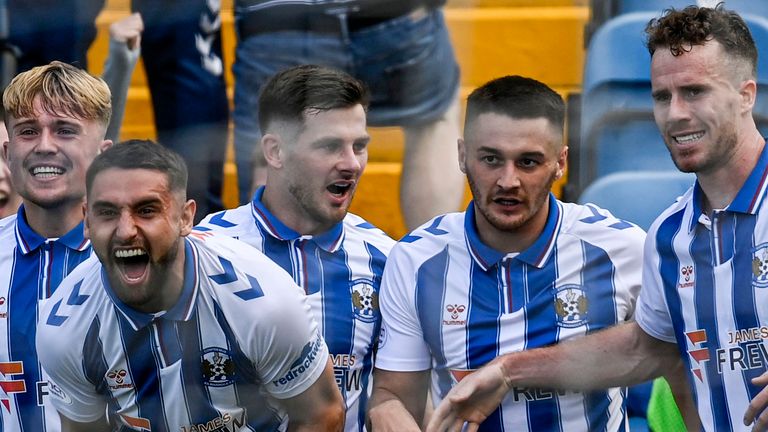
[88,0,590,238]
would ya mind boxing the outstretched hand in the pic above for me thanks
[745,371,768,431]
[426,359,511,432]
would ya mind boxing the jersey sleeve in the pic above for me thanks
[36,269,107,422]
[250,276,329,399]
[635,229,677,343]
[609,224,645,321]
[211,237,330,400]
[374,243,433,372]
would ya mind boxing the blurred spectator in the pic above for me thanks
[0,119,20,218]
[133,0,229,222]
[8,0,229,222]
[103,12,142,142]
[233,0,464,229]
[7,0,104,73]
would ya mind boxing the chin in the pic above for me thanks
[487,214,528,232]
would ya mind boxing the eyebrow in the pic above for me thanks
[90,198,163,210]
[476,146,502,154]
[13,118,83,130]
[312,135,371,147]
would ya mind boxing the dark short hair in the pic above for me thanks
[258,64,369,132]
[646,4,757,78]
[86,140,188,197]
[464,75,565,137]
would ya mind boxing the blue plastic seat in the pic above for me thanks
[576,12,768,197]
[577,12,660,194]
[724,0,768,17]
[577,171,696,230]
[617,0,692,15]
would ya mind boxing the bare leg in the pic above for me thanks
[401,91,464,230]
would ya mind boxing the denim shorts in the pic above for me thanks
[232,8,460,203]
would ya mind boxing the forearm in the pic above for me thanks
[60,414,111,432]
[102,38,140,142]
[500,322,678,391]
[288,415,343,432]
[665,361,701,431]
[285,360,345,431]
[367,369,429,431]
[367,396,423,431]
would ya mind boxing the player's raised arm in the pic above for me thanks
[428,322,679,432]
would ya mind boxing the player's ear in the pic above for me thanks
[739,78,757,115]
[179,198,196,236]
[262,133,284,169]
[82,202,91,239]
[556,145,568,180]
[99,139,113,153]
[458,138,467,174]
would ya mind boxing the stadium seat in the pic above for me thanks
[577,171,695,230]
[724,0,768,17]
[574,11,768,198]
[575,12,659,196]
[616,0,690,15]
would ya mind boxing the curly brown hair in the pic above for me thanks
[645,4,757,79]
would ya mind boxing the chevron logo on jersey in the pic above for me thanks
[120,414,151,431]
[188,230,214,241]
[554,285,589,328]
[686,329,710,382]
[0,362,25,412]
[351,279,379,323]
[449,369,475,384]
[752,244,768,288]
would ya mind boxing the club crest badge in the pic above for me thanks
[752,243,768,288]
[201,347,235,387]
[351,279,379,323]
[554,285,589,328]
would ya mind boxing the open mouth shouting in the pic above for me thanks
[327,180,354,202]
[114,247,150,284]
[493,196,523,210]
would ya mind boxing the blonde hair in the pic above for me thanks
[3,61,112,127]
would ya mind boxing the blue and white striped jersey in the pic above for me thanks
[0,206,92,431]
[37,232,329,431]
[196,186,394,432]
[377,195,645,431]
[636,144,768,432]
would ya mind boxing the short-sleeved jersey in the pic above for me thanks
[37,232,329,431]
[636,144,768,431]
[0,206,92,431]
[196,186,394,431]
[377,195,645,431]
